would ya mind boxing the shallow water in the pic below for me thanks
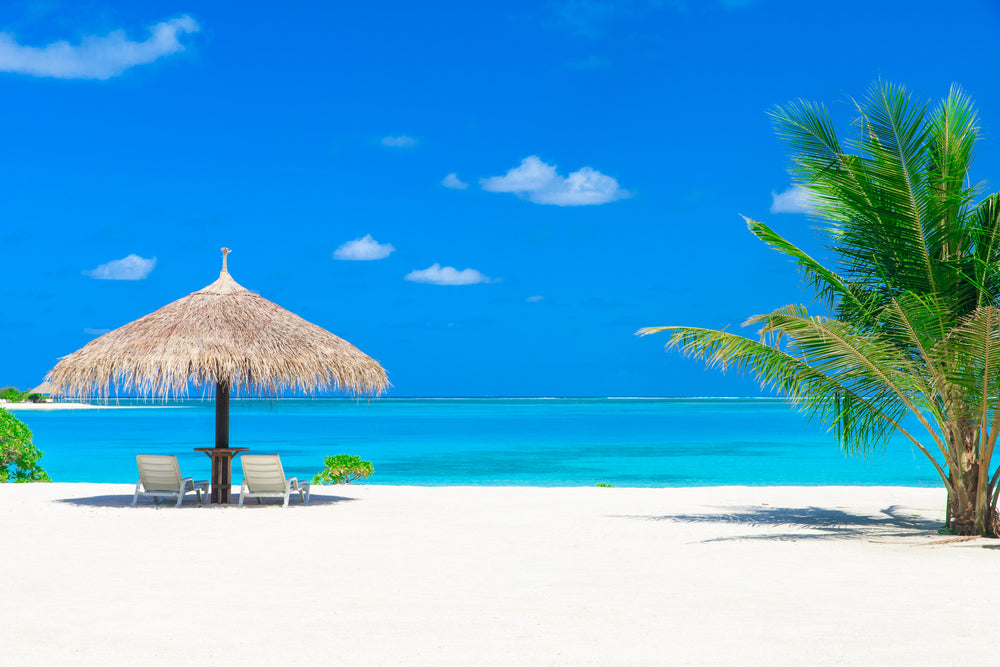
[14,398,941,487]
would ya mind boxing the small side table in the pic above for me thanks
[194,447,249,504]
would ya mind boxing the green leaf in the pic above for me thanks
[313,454,374,485]
[0,408,50,483]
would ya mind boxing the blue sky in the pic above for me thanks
[2,0,999,397]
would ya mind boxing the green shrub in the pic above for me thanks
[0,408,50,482]
[313,454,374,485]
[0,387,29,403]
[595,482,615,488]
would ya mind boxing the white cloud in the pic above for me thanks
[526,295,544,303]
[405,263,494,286]
[381,135,416,148]
[82,254,157,280]
[770,185,818,214]
[333,234,395,261]
[0,15,199,80]
[480,155,628,206]
[83,328,111,336]
[441,172,468,190]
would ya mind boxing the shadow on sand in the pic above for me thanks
[622,504,945,542]
[54,493,357,509]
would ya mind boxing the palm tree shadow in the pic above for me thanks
[624,504,944,542]
[55,493,357,508]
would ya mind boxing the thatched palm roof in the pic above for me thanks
[46,251,389,398]
[29,381,58,395]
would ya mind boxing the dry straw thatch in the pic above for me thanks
[29,381,58,395]
[46,250,389,399]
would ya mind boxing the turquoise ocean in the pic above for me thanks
[13,398,940,487]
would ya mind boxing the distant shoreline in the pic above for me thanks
[0,395,794,411]
[1,402,178,411]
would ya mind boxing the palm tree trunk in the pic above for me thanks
[947,422,1000,536]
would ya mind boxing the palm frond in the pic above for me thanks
[844,82,937,294]
[931,307,1000,424]
[748,305,933,410]
[880,292,950,421]
[771,85,941,299]
[636,324,950,484]
[926,84,980,256]
[968,194,1000,308]
[768,99,844,173]
[745,217,860,311]
[882,291,949,354]
[769,100,882,247]
[747,305,951,464]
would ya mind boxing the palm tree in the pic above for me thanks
[641,81,1000,536]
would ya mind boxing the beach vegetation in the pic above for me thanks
[642,81,1000,536]
[313,454,374,484]
[595,482,615,487]
[0,387,47,403]
[0,408,50,482]
[0,386,30,403]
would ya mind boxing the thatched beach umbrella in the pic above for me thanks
[46,248,389,502]
[29,381,58,396]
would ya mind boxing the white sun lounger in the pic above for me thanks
[238,454,310,507]
[132,455,209,507]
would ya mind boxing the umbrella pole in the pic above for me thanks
[211,380,231,504]
[196,381,246,504]
[216,380,230,448]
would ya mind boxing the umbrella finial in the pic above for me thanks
[221,247,231,273]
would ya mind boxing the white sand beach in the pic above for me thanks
[1,483,996,665]
[0,401,112,412]
[1,402,174,411]
[1,402,102,411]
